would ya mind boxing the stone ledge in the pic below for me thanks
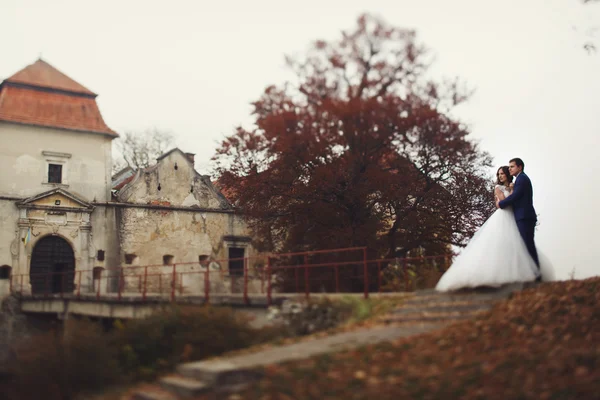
[159,376,210,397]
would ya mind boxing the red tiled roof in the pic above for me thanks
[113,173,136,191]
[6,59,95,95]
[0,60,118,137]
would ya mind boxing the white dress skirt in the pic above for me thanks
[436,186,554,292]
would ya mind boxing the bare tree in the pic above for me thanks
[582,0,599,53]
[112,128,175,173]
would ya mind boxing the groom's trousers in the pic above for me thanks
[516,219,539,267]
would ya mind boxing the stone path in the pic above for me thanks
[126,283,528,400]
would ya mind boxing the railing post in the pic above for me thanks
[204,266,210,304]
[260,264,265,294]
[363,247,369,299]
[304,255,309,300]
[118,268,123,301]
[295,264,300,293]
[60,272,64,299]
[179,273,183,295]
[77,270,82,299]
[96,270,102,300]
[377,261,382,293]
[142,266,148,301]
[266,256,272,306]
[419,256,425,290]
[138,275,142,293]
[243,257,249,305]
[335,264,340,293]
[45,272,50,298]
[171,264,177,302]
[403,258,409,291]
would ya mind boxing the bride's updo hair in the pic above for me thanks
[496,166,513,185]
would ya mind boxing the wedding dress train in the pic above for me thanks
[436,185,554,292]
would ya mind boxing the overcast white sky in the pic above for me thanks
[2,0,599,280]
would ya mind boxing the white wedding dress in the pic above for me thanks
[436,185,554,292]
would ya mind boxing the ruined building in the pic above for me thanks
[0,59,256,298]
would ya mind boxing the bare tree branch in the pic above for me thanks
[112,128,175,173]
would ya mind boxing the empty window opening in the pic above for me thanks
[97,250,105,261]
[199,255,210,267]
[228,247,245,277]
[48,164,63,184]
[124,254,138,265]
[163,255,175,265]
[0,265,11,280]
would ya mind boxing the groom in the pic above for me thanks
[496,158,540,271]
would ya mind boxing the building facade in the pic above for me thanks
[0,60,255,298]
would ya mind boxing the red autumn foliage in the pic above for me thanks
[213,14,494,260]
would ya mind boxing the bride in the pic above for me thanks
[436,166,554,292]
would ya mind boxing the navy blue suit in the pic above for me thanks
[498,172,539,267]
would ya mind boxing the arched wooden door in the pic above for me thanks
[30,236,75,294]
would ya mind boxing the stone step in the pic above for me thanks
[403,289,518,304]
[413,282,525,299]
[386,314,479,323]
[385,309,489,324]
[393,303,493,315]
[177,361,264,393]
[131,387,180,400]
[159,375,211,398]
[177,324,440,393]
[401,297,498,309]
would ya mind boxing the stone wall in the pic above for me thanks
[114,149,263,294]
[0,122,113,202]
[0,200,18,270]
[0,120,117,297]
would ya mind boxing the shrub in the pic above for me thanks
[267,295,407,336]
[112,305,282,381]
[267,297,354,336]
[4,305,285,398]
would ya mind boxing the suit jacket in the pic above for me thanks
[498,172,537,221]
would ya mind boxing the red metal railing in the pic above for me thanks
[9,247,453,305]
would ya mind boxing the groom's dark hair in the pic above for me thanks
[510,158,525,171]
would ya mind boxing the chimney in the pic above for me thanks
[185,153,195,164]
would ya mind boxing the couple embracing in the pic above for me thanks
[436,158,554,292]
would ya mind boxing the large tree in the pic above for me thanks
[213,14,494,260]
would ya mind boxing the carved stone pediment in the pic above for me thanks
[17,188,93,212]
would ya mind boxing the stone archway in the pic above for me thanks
[30,236,75,294]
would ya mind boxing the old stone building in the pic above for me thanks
[0,59,256,298]
[111,148,258,294]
